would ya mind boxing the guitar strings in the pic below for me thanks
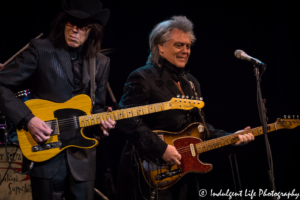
[176,136,242,154]
[46,106,173,128]
[50,106,167,125]
[176,144,215,154]
[47,116,104,131]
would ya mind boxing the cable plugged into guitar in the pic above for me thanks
[155,168,182,180]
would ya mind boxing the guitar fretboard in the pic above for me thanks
[78,102,171,127]
[195,123,278,153]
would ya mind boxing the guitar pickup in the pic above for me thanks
[31,141,62,152]
[155,169,182,180]
[157,181,169,186]
[44,120,59,136]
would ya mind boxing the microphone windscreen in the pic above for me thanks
[234,49,244,59]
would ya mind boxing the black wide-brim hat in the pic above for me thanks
[62,0,110,26]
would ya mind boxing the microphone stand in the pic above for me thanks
[253,63,276,199]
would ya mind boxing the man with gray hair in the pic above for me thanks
[116,16,254,199]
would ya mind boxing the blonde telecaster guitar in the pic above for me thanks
[17,94,204,162]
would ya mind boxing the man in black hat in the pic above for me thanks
[0,0,114,199]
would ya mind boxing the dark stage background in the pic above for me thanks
[1,0,299,199]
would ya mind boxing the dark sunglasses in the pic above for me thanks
[66,19,91,32]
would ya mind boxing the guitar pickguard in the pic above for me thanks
[141,122,212,189]
[54,108,96,149]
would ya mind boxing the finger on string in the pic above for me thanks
[34,134,42,143]
[243,134,251,141]
[101,126,109,136]
[43,134,50,140]
[102,120,112,129]
[238,134,244,141]
[42,123,53,135]
[244,134,252,141]
[107,118,116,126]
[177,153,181,160]
[38,131,49,141]
[105,120,114,129]
[108,119,116,128]
[107,121,115,129]
[100,120,107,129]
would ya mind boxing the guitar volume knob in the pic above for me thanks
[198,125,204,133]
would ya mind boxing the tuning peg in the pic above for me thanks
[263,99,266,103]
[200,97,203,101]
[293,115,295,119]
[191,96,194,99]
[284,115,286,119]
[266,117,269,122]
[181,95,185,99]
[195,97,199,100]
[186,95,189,99]
[177,94,180,98]
[297,115,299,119]
[288,115,291,119]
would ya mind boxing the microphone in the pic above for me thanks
[234,50,265,66]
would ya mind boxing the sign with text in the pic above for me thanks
[0,145,32,200]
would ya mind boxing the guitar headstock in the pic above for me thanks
[169,96,205,110]
[275,115,300,129]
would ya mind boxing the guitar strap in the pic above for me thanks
[89,57,96,106]
[89,56,116,197]
[188,79,211,139]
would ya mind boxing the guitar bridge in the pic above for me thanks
[155,169,182,180]
[31,141,62,152]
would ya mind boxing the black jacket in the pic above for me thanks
[116,62,229,200]
[0,38,110,180]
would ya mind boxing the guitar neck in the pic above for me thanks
[78,102,171,127]
[196,122,279,154]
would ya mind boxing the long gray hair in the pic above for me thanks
[147,16,196,64]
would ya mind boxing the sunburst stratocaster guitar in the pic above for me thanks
[140,116,300,189]
[17,94,204,162]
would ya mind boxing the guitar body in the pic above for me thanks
[17,94,98,162]
[140,122,212,190]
